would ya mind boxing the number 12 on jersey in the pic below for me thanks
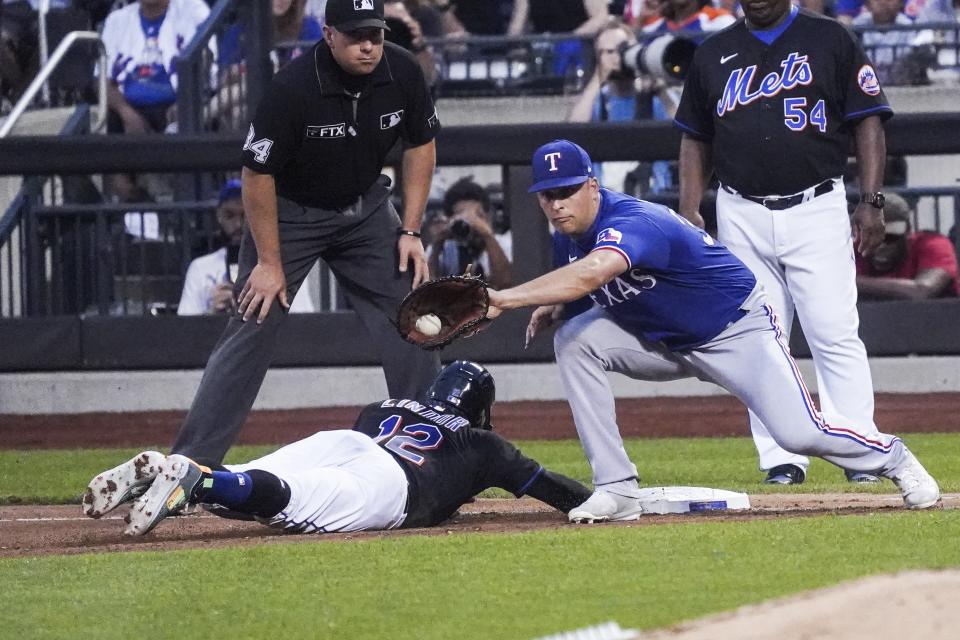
[373,415,443,466]
[783,98,827,133]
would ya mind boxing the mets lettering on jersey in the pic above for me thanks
[306,123,346,138]
[717,52,812,116]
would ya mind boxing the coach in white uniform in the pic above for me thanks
[675,1,891,484]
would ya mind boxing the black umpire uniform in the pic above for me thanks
[171,0,441,462]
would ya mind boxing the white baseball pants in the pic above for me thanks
[553,301,906,487]
[716,180,879,473]
[228,430,408,534]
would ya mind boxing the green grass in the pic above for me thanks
[2,434,958,504]
[1,434,957,639]
[1,511,958,639]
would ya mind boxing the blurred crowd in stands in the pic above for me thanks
[0,0,957,315]
[2,0,958,110]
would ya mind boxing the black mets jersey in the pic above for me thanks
[240,40,439,209]
[674,7,893,196]
[352,399,570,528]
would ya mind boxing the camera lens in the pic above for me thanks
[451,219,471,240]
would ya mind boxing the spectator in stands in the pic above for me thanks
[436,0,514,36]
[178,180,315,315]
[219,0,322,69]
[856,193,960,299]
[642,0,735,34]
[509,0,609,83]
[427,177,512,289]
[623,0,665,28]
[839,0,957,23]
[568,19,674,193]
[854,0,935,84]
[101,0,211,200]
[402,0,445,38]
[0,0,71,102]
[385,0,438,88]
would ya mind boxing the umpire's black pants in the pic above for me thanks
[171,176,440,462]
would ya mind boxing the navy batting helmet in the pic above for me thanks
[426,360,495,430]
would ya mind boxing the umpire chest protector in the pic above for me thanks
[241,40,440,209]
[674,8,892,196]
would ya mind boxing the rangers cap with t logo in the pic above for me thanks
[528,139,594,193]
[325,0,390,32]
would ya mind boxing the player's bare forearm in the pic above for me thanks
[400,139,436,231]
[852,117,886,254]
[524,469,592,513]
[489,250,626,310]
[678,134,712,228]
[853,115,885,195]
[241,167,281,265]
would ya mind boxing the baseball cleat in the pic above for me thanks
[569,490,643,523]
[82,450,166,518]
[124,455,211,536]
[889,450,940,510]
[844,469,881,484]
[763,464,806,485]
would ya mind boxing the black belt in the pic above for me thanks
[724,179,835,211]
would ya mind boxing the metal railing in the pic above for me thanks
[0,105,92,317]
[4,183,955,318]
[176,0,272,134]
[0,31,107,138]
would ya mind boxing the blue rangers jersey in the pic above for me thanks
[554,189,757,351]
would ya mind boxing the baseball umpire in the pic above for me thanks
[674,0,892,485]
[485,139,939,522]
[84,361,593,535]
[170,0,442,463]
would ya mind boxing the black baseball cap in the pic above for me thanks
[325,0,390,32]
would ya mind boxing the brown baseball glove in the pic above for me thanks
[396,274,491,350]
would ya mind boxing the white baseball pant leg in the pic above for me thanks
[554,307,698,487]
[554,303,907,485]
[717,181,879,473]
[688,301,903,474]
[228,430,408,533]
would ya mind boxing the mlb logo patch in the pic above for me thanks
[354,0,373,9]
[597,227,623,244]
[857,65,881,96]
[380,110,403,129]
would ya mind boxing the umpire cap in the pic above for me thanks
[325,0,391,32]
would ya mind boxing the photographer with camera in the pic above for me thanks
[427,178,513,289]
[568,19,681,194]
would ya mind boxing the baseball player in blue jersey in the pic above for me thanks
[485,139,939,522]
[674,0,893,485]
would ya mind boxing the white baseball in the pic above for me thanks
[415,313,442,337]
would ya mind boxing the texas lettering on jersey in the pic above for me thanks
[567,253,658,307]
[717,51,812,117]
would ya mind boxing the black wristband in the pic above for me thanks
[397,228,422,238]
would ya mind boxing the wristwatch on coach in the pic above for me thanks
[860,191,885,209]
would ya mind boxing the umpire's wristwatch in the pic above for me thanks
[860,191,885,209]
